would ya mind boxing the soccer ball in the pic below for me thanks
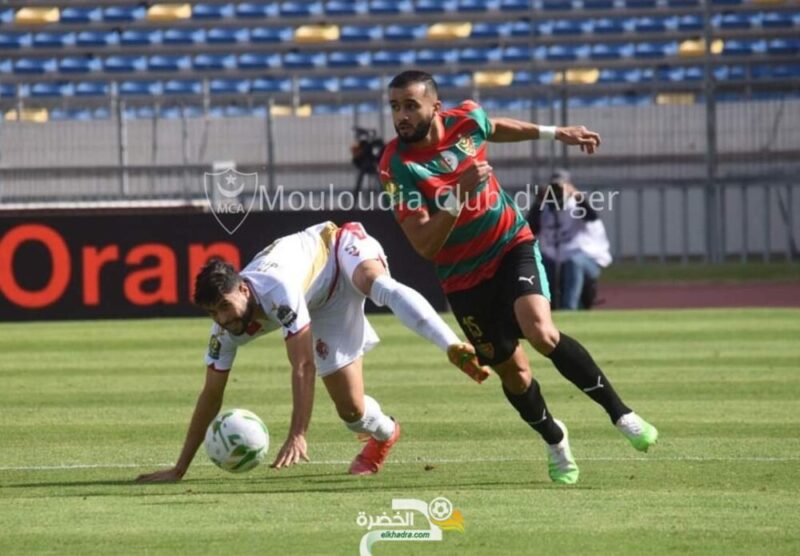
[205,408,269,473]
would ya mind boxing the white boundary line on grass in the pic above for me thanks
[1,455,799,472]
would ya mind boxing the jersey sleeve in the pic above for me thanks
[379,144,427,224]
[262,280,311,340]
[460,100,493,140]
[204,323,237,371]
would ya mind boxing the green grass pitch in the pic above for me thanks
[1,309,799,555]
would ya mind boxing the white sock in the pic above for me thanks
[370,274,460,352]
[344,395,395,441]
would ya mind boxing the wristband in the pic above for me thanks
[442,191,463,217]
[539,125,557,141]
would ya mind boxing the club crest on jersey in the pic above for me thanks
[275,304,298,328]
[476,342,495,360]
[437,150,459,173]
[455,135,477,157]
[383,180,398,196]
[316,339,329,360]
[208,335,222,360]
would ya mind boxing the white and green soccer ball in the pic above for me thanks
[205,408,269,473]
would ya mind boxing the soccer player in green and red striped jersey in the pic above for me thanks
[380,70,658,485]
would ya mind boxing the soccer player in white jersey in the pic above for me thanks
[136,221,489,482]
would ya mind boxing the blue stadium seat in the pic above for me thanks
[340,75,382,91]
[723,40,766,56]
[711,0,741,5]
[31,82,73,97]
[103,56,147,73]
[590,43,634,59]
[416,48,459,65]
[13,58,57,74]
[634,41,678,59]
[193,3,236,19]
[459,46,503,63]
[718,13,754,29]
[59,56,102,73]
[666,0,698,5]
[120,30,163,46]
[161,105,203,118]
[251,77,293,92]
[546,44,589,61]
[369,0,414,14]
[598,68,640,83]
[761,12,793,29]
[103,6,146,22]
[250,27,294,43]
[237,52,281,69]
[163,79,203,95]
[163,28,206,45]
[0,59,11,74]
[193,54,237,70]
[210,79,250,94]
[594,18,629,34]
[299,76,339,92]
[32,32,76,48]
[624,0,655,7]
[0,8,13,24]
[341,25,383,41]
[677,15,703,31]
[684,66,703,81]
[714,65,746,81]
[582,0,614,8]
[384,24,428,41]
[372,49,415,66]
[76,31,119,47]
[502,45,533,62]
[1,83,17,97]
[470,22,511,38]
[549,19,592,35]
[767,39,799,56]
[433,72,471,88]
[510,21,533,37]
[457,0,500,11]
[234,3,277,18]
[61,7,102,24]
[312,104,344,115]
[769,64,800,78]
[0,32,32,49]
[75,81,110,96]
[280,2,324,17]
[283,51,327,68]
[148,55,191,72]
[634,17,675,33]
[207,28,250,44]
[326,1,369,16]
[328,51,371,67]
[512,70,554,86]
[541,0,573,10]
[52,108,92,121]
[416,0,458,13]
[119,80,162,96]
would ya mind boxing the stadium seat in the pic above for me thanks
[656,92,695,105]
[761,12,793,28]
[59,56,102,73]
[473,70,514,87]
[383,24,425,41]
[326,1,369,16]
[457,0,500,11]
[428,22,472,40]
[235,2,278,18]
[590,43,634,59]
[459,46,503,63]
[769,64,800,78]
[207,28,250,44]
[295,24,341,43]
[510,21,532,37]
[369,0,414,14]
[60,7,101,24]
[340,25,383,41]
[31,82,73,97]
[193,3,235,20]
[312,104,345,115]
[32,32,75,48]
[541,0,573,10]
[281,2,324,17]
[283,51,326,68]
[667,0,699,7]
[598,68,638,83]
[677,15,703,31]
[340,75,382,90]
[679,38,724,56]
[75,81,110,96]
[716,13,754,29]
[634,17,676,33]
[5,107,49,122]
[104,56,147,73]
[163,79,203,95]
[0,83,17,97]
[15,7,60,25]
[298,76,339,92]
[251,77,293,93]
[433,72,471,88]
[121,30,163,46]
[237,52,282,69]
[767,39,799,55]
[0,32,32,49]
[634,41,678,59]
[193,54,237,70]
[711,0,741,5]
[119,80,163,96]
[210,78,250,94]
[582,0,614,8]
[416,48,459,65]
[163,28,206,45]
[13,58,57,74]
[553,68,599,84]
[593,18,629,34]
[328,51,371,67]
[416,0,458,13]
[76,31,119,47]
[713,64,746,80]
[722,39,766,56]
[546,44,589,61]
[470,22,511,38]
[147,4,192,22]
[0,60,11,74]
[684,66,703,81]
[624,0,655,7]
[502,45,533,62]
[148,55,191,72]
[103,6,146,22]
[0,8,13,24]
[372,49,416,66]
[512,70,554,86]
[250,27,294,43]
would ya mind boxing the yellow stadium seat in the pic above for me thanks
[552,68,600,85]
[679,38,724,57]
[473,71,514,87]
[270,104,313,117]
[294,24,340,43]
[427,22,472,40]
[15,7,60,25]
[656,93,695,105]
[147,4,192,22]
[5,108,49,123]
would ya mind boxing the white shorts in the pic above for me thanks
[310,223,388,377]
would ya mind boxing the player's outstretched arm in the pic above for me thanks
[135,366,228,483]
[489,118,601,154]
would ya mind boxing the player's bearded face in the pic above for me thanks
[395,113,434,144]
[211,286,254,335]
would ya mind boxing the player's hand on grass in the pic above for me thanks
[135,467,185,483]
[271,434,309,470]
[456,160,493,200]
[556,126,601,154]
[447,343,492,384]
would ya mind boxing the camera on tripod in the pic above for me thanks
[350,127,385,193]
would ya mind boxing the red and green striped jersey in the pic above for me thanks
[379,100,534,294]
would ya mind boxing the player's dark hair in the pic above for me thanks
[388,70,439,98]
[193,259,242,306]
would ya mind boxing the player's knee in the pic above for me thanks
[527,323,559,355]
[335,401,365,423]
[493,361,532,395]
